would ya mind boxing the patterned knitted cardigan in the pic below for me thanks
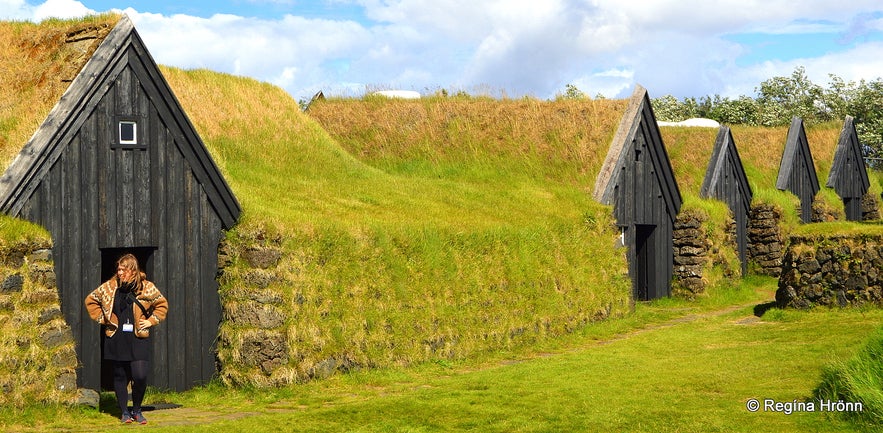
[85,278,169,338]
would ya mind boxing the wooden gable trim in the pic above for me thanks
[700,126,753,213]
[0,15,240,228]
[775,116,820,194]
[0,17,131,216]
[593,84,682,222]
[826,115,869,196]
[122,31,241,228]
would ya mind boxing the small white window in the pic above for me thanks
[119,121,137,145]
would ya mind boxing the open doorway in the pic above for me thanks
[634,224,656,301]
[99,246,157,390]
[100,247,156,282]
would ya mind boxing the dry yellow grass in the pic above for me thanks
[309,97,628,185]
[0,14,119,168]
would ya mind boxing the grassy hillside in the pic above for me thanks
[163,69,633,384]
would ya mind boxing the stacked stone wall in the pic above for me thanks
[216,233,295,387]
[863,193,880,221]
[0,238,84,406]
[777,234,883,308]
[747,203,785,276]
[672,211,710,299]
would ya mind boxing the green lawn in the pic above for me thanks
[5,278,881,432]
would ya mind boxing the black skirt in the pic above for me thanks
[103,286,151,361]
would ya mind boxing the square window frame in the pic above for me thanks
[111,116,147,150]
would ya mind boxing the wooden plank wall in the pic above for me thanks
[788,143,817,223]
[702,129,752,276]
[19,63,223,392]
[828,117,870,221]
[612,125,675,301]
[778,119,820,223]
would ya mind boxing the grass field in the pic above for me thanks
[4,17,883,431]
[3,277,881,433]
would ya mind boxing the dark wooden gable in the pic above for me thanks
[700,126,753,275]
[776,117,819,223]
[826,116,869,221]
[0,15,241,392]
[593,85,682,300]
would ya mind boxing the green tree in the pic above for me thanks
[705,95,760,125]
[557,84,588,100]
[755,66,828,126]
[651,94,699,122]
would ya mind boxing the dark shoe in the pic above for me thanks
[121,412,134,424]
[133,412,147,425]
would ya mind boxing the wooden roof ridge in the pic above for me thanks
[775,116,820,194]
[826,115,870,194]
[700,126,753,209]
[592,84,682,220]
[0,15,241,228]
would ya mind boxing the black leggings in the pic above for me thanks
[113,360,149,414]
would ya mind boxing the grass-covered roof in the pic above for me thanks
[0,14,119,168]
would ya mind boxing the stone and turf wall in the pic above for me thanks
[672,210,711,299]
[0,237,84,406]
[777,233,883,309]
[747,203,785,277]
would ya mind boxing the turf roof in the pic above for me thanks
[0,14,120,168]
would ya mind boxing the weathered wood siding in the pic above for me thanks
[18,63,225,392]
[827,116,869,221]
[0,17,239,392]
[776,117,819,223]
[595,86,682,300]
[701,127,753,275]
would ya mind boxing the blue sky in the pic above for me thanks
[2,0,883,102]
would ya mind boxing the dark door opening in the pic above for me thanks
[634,225,655,301]
[844,197,861,221]
[99,246,157,390]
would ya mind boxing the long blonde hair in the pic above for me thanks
[116,253,147,291]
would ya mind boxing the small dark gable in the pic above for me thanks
[826,116,870,221]
[776,117,819,223]
[700,126,753,275]
[594,84,682,301]
[0,16,240,392]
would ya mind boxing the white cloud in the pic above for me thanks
[124,9,375,100]
[0,0,31,19]
[32,0,92,20]
[2,1,882,102]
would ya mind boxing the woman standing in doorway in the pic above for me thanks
[85,253,168,425]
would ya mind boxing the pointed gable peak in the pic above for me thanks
[593,84,681,219]
[776,116,819,193]
[0,13,240,228]
[593,84,650,204]
[700,126,753,206]
[827,115,870,190]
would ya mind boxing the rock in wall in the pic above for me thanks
[863,193,880,221]
[0,238,81,406]
[747,203,784,277]
[777,234,883,309]
[672,210,710,299]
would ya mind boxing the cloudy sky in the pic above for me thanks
[2,0,883,102]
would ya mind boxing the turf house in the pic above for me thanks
[0,15,240,392]
[826,116,870,221]
[776,117,820,223]
[700,126,753,276]
[593,85,683,301]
